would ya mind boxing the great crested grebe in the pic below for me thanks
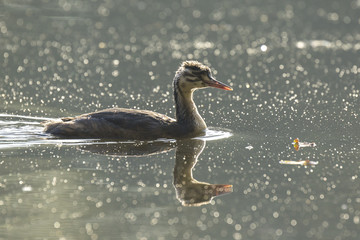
[43,61,233,139]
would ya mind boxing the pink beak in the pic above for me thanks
[207,77,233,91]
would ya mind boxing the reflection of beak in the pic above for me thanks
[206,77,233,91]
[213,184,233,196]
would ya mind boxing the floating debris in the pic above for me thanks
[22,185,33,192]
[245,145,254,150]
[279,160,318,166]
[292,138,316,151]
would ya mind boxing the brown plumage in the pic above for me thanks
[43,61,232,140]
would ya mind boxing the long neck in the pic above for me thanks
[173,80,207,130]
[173,140,206,185]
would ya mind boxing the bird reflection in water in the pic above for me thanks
[80,139,233,206]
[174,139,233,206]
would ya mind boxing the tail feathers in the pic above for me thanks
[42,119,62,132]
[43,119,86,137]
[42,118,135,138]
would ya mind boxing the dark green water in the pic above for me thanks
[1,0,359,239]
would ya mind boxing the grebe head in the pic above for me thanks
[174,61,233,92]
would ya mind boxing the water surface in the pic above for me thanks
[1,0,360,239]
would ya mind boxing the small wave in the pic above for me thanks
[0,113,53,121]
[195,127,233,141]
[0,113,53,149]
